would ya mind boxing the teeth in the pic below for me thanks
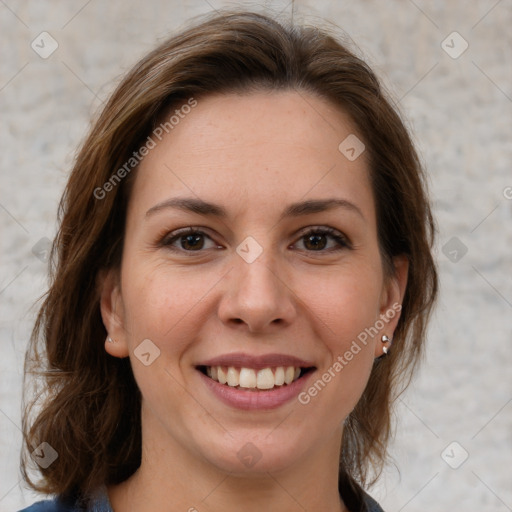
[274,366,285,386]
[227,367,239,387]
[239,368,256,388]
[204,365,304,390]
[217,366,227,384]
[256,368,274,389]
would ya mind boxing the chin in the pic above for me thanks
[196,430,311,476]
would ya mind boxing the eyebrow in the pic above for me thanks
[145,197,365,221]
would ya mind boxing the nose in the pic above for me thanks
[217,249,297,333]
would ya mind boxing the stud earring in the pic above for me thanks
[381,334,392,355]
[107,336,115,344]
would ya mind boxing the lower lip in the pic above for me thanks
[198,370,315,410]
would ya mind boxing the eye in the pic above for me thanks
[161,228,220,252]
[293,227,351,252]
[159,226,351,254]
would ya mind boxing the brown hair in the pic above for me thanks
[22,9,438,502]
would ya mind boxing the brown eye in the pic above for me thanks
[179,233,205,250]
[303,233,328,250]
[295,227,350,252]
[162,228,219,252]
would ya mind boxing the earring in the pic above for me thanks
[107,336,115,344]
[381,334,392,355]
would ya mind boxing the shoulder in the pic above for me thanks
[362,491,386,512]
[17,496,73,511]
[17,487,112,512]
[338,471,385,512]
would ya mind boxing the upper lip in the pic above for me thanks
[197,352,316,370]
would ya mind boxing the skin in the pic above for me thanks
[100,90,408,512]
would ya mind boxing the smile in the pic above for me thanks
[199,365,314,390]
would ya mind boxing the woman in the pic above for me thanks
[20,10,438,512]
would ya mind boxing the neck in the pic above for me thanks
[108,404,348,512]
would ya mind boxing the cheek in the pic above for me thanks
[119,264,210,412]
[121,261,223,351]
[300,265,383,343]
[294,268,381,406]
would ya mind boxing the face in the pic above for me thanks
[101,90,407,476]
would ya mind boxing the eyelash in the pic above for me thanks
[159,226,351,254]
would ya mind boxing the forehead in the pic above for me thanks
[130,91,375,222]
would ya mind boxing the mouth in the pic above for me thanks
[197,365,316,391]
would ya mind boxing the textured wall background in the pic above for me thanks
[1,1,511,511]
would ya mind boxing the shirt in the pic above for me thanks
[19,484,385,511]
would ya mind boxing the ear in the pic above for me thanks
[374,255,409,357]
[98,268,130,358]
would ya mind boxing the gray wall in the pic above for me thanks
[1,1,511,510]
